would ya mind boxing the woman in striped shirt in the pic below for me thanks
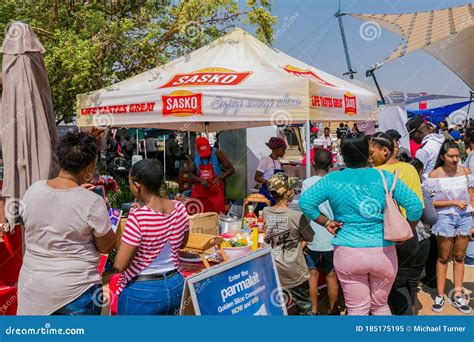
[114,159,189,315]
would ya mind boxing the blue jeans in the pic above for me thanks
[118,272,184,315]
[52,284,102,315]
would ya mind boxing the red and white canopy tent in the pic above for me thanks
[76,28,377,176]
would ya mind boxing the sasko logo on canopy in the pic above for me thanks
[160,67,252,88]
[283,65,335,87]
[344,92,357,115]
[162,90,203,117]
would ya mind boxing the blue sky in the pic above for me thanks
[239,0,472,107]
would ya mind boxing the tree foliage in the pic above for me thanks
[0,0,275,123]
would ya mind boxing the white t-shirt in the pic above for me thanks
[140,241,175,275]
[257,156,282,180]
[321,135,332,148]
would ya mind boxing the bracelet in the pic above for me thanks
[324,220,332,228]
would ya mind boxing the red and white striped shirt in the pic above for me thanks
[116,201,189,295]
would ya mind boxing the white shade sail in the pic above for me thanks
[350,3,474,89]
[76,28,376,131]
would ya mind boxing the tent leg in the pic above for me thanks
[163,136,166,182]
[187,130,191,154]
[136,130,139,155]
[144,133,148,159]
[305,120,311,179]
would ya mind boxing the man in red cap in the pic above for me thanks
[189,136,235,214]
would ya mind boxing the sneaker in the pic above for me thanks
[451,295,472,314]
[432,295,445,312]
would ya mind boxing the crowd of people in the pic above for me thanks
[13,115,474,316]
[103,131,187,181]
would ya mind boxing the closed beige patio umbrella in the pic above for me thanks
[1,22,59,231]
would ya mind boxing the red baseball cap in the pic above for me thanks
[196,137,211,158]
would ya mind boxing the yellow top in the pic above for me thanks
[377,162,424,218]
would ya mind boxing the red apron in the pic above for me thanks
[190,162,225,214]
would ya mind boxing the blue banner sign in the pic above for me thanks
[184,247,286,315]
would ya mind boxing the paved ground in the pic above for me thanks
[416,263,473,316]
[315,262,473,315]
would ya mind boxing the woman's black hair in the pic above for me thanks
[340,132,369,168]
[434,141,460,169]
[369,132,394,155]
[269,190,286,202]
[130,159,163,195]
[410,158,424,174]
[397,151,412,163]
[465,127,474,145]
[57,130,99,173]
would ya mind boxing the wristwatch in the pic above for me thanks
[324,220,332,228]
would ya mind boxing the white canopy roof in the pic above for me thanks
[76,28,376,131]
[350,3,474,89]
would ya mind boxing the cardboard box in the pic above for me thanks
[115,218,127,250]
[189,212,219,235]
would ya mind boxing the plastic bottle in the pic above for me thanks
[257,211,264,232]
[251,227,259,251]
[241,217,251,234]
[246,205,257,227]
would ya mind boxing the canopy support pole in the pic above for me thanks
[305,120,311,179]
[205,122,209,139]
[467,90,473,122]
[366,69,385,104]
[335,10,357,79]
[187,130,191,154]
[136,130,139,155]
[163,135,166,182]
[144,129,148,159]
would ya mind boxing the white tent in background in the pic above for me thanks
[76,28,376,131]
[350,3,474,89]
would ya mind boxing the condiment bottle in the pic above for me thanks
[251,227,259,251]
[257,211,264,232]
[246,205,257,227]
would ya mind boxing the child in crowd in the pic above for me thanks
[302,147,339,315]
[409,158,439,314]
[263,173,314,315]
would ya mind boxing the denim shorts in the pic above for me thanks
[305,250,335,272]
[432,212,472,237]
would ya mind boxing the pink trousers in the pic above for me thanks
[334,245,397,315]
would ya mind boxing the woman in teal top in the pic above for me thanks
[299,133,422,315]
